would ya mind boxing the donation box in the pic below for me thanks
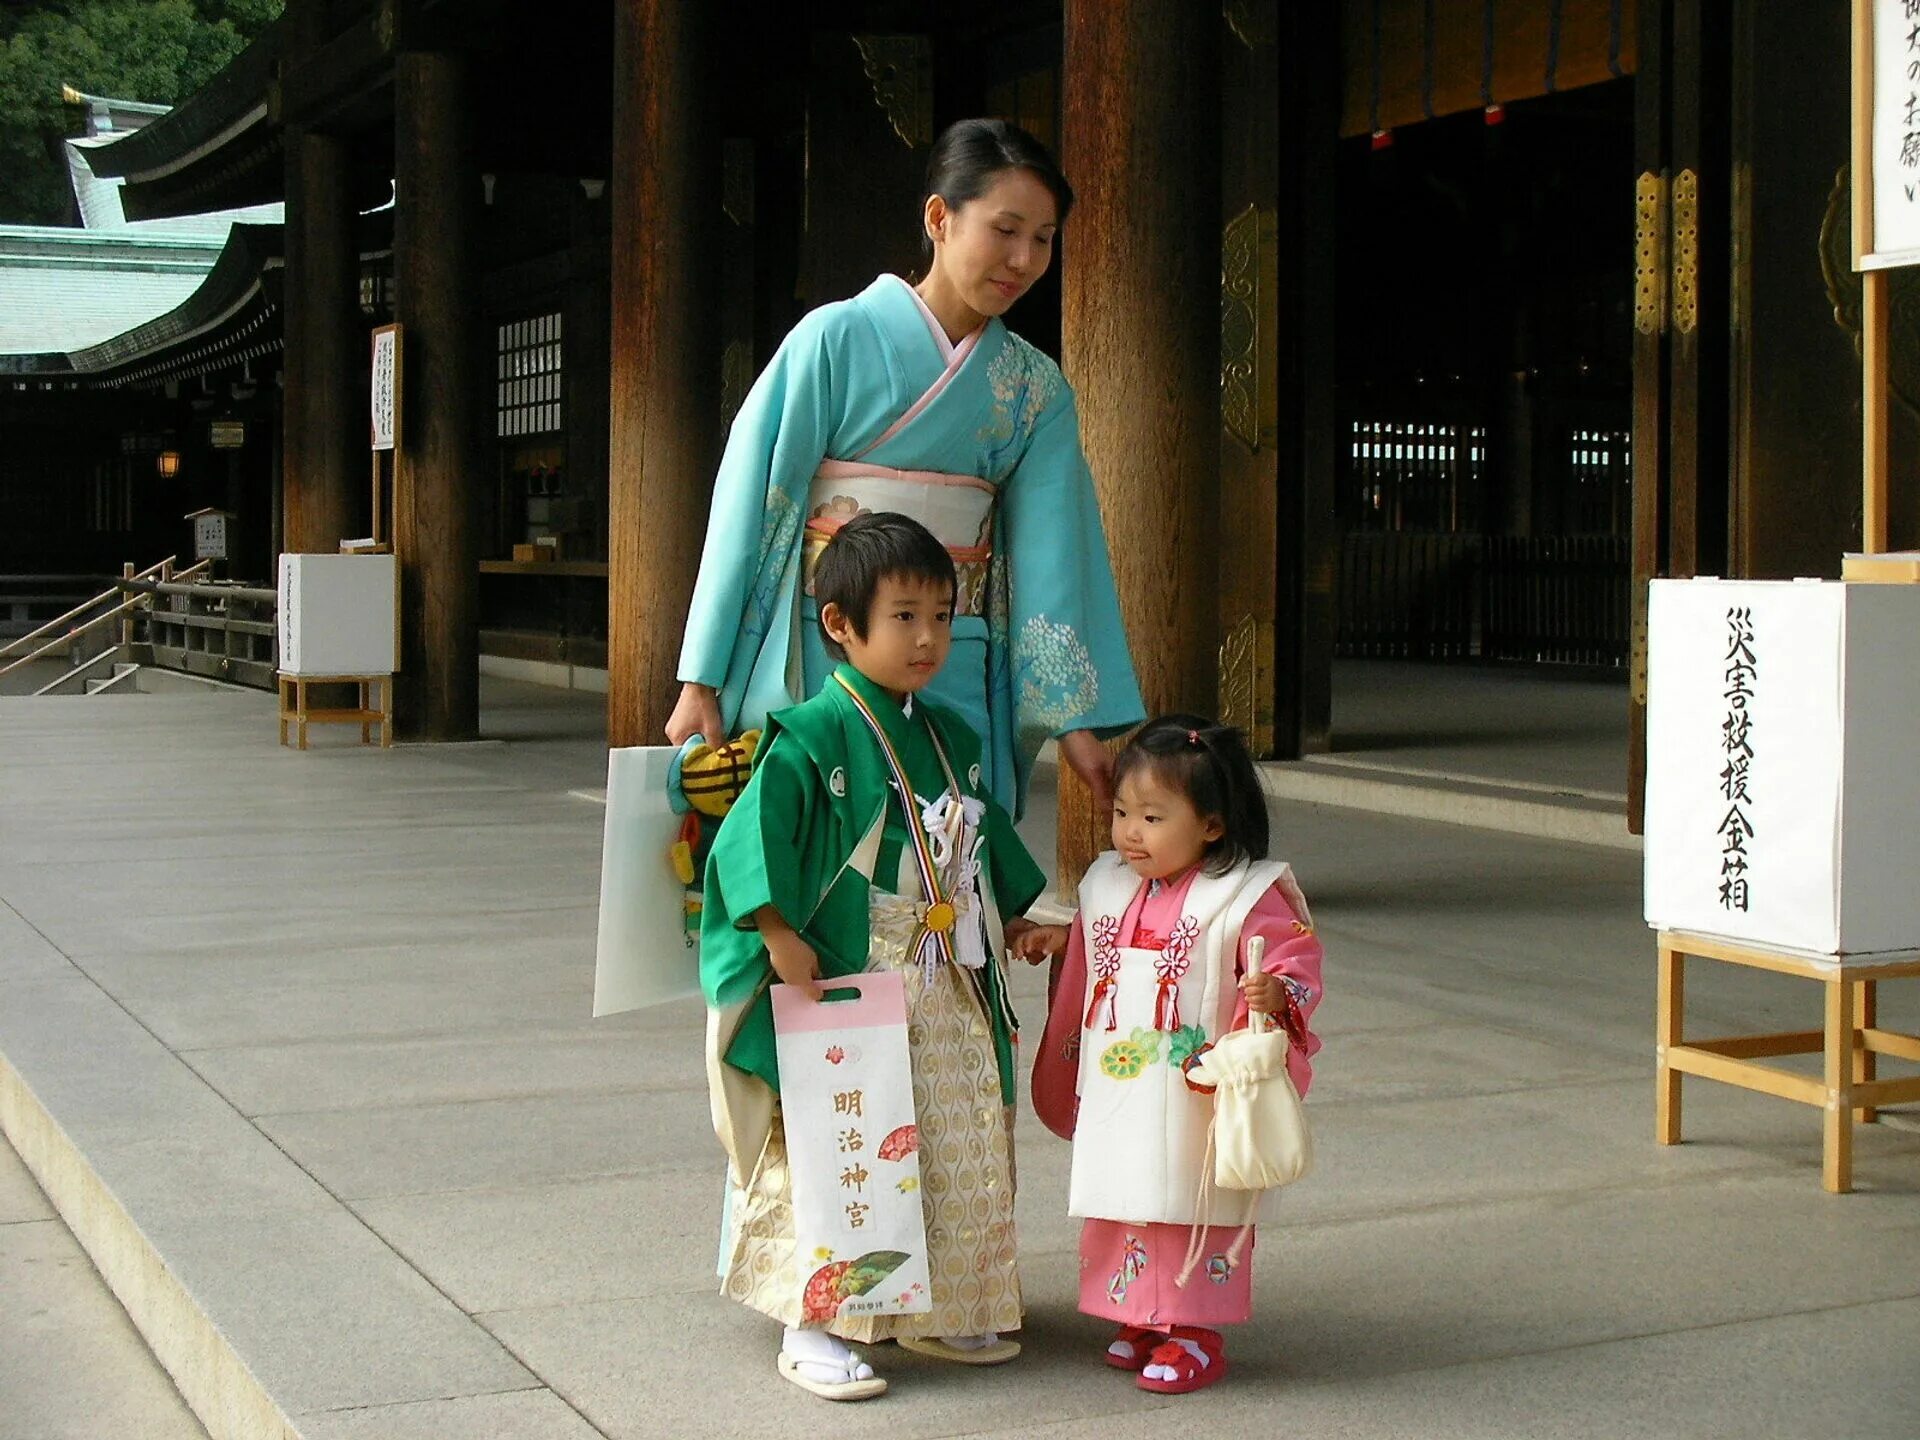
[1643,578,1920,956]
[277,553,398,676]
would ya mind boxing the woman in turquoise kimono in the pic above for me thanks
[667,118,1142,816]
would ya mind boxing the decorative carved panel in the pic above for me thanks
[852,35,932,150]
[1218,613,1275,755]
[1221,204,1277,452]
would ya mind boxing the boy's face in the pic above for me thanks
[822,572,954,699]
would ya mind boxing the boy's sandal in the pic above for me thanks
[1136,1331,1227,1395]
[1104,1324,1162,1370]
[776,1350,888,1401]
[897,1334,1022,1366]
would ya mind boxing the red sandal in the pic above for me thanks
[1136,1328,1227,1394]
[1104,1324,1163,1370]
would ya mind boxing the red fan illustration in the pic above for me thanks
[801,1250,911,1323]
[876,1124,918,1161]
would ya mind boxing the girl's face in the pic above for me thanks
[1111,766,1223,882]
[924,168,1059,320]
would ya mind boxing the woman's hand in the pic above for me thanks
[1056,729,1114,812]
[1007,920,1069,965]
[665,682,724,746]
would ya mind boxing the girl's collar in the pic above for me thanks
[1143,862,1204,901]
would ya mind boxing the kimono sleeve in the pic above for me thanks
[1030,910,1088,1140]
[697,736,818,1009]
[1000,389,1145,756]
[1229,885,1326,1097]
[983,793,1046,922]
[677,309,843,693]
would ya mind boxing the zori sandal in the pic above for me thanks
[1136,1328,1227,1394]
[1104,1325,1164,1370]
[897,1333,1022,1365]
[776,1349,888,1402]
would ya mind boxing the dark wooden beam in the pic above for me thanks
[1057,0,1221,892]
[606,0,722,749]
[392,50,482,741]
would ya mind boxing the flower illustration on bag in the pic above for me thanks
[876,1124,918,1160]
[802,1250,911,1323]
[824,1046,845,1065]
[1099,1039,1149,1080]
[1206,1254,1233,1285]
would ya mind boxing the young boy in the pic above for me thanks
[700,511,1048,1402]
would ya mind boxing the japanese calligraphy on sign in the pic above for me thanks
[1865,0,1920,265]
[1717,608,1758,913]
[370,324,402,452]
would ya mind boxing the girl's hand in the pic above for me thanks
[665,682,723,746]
[1056,729,1114,813]
[1010,922,1069,965]
[1241,970,1283,1014]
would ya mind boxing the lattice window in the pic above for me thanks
[497,312,563,438]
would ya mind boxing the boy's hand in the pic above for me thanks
[753,904,820,1000]
[1241,970,1282,1014]
[768,935,822,1000]
[1010,922,1069,965]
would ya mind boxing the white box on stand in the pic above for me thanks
[1643,577,1920,956]
[277,553,398,677]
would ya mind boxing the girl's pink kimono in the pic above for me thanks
[1033,852,1324,1328]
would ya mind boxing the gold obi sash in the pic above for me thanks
[802,459,996,615]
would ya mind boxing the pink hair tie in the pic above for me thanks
[1186,729,1200,746]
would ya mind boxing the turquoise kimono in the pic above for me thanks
[677,274,1144,816]
[701,664,1047,1108]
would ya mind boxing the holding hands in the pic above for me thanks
[1009,920,1069,965]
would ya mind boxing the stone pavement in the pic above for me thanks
[2,678,1918,1439]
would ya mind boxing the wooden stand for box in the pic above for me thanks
[1657,929,1920,1192]
[277,672,393,750]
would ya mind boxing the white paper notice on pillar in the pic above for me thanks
[1643,578,1920,956]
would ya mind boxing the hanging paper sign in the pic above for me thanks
[1862,0,1920,269]
[1643,578,1920,956]
[773,974,931,1322]
[370,323,402,452]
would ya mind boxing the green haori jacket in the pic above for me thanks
[699,663,1048,1106]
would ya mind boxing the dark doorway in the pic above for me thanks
[1334,80,1635,669]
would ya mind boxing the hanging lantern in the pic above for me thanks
[155,449,182,479]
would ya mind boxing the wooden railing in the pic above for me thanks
[1336,532,1629,667]
[138,578,277,689]
[0,557,214,685]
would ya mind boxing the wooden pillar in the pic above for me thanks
[392,52,481,741]
[606,0,721,748]
[281,127,359,553]
[1057,0,1221,894]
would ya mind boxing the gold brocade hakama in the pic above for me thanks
[720,890,1022,1338]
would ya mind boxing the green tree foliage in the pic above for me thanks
[0,0,283,225]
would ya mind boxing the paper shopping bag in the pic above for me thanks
[773,973,932,1322]
[592,745,700,1017]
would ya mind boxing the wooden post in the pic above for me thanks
[1058,0,1221,895]
[1657,940,1684,1145]
[1822,974,1854,1193]
[392,51,482,741]
[1853,0,1890,556]
[606,0,721,749]
[281,126,360,554]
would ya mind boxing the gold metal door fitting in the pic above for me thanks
[1670,169,1699,335]
[1635,172,1668,336]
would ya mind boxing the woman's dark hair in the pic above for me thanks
[920,118,1075,260]
[813,511,957,662]
[1112,714,1269,876]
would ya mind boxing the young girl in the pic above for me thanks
[1017,715,1324,1395]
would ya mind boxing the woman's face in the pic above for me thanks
[925,167,1059,319]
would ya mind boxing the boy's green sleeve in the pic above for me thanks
[985,796,1047,921]
[699,737,816,1008]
